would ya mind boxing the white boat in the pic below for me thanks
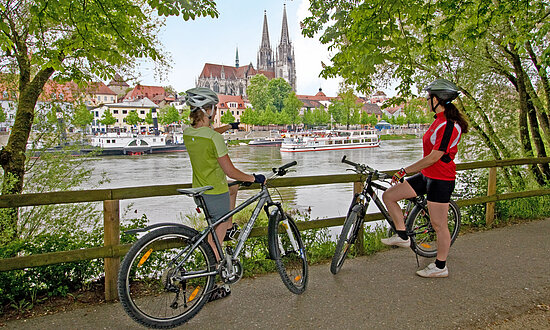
[248,137,284,146]
[280,129,379,153]
[81,132,186,155]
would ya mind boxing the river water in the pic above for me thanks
[86,139,423,226]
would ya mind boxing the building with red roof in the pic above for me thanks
[123,84,174,106]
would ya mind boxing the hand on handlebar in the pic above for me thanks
[391,168,407,185]
[253,173,266,184]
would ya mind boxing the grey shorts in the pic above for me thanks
[202,191,230,221]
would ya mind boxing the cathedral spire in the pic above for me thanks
[257,10,274,72]
[280,4,289,44]
[235,47,239,68]
[261,10,271,48]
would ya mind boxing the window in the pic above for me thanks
[113,110,119,114]
[140,110,145,114]
[97,96,101,101]
[95,111,99,117]
[122,110,127,114]
[221,111,224,115]
[231,111,234,115]
[104,96,107,101]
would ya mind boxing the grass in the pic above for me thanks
[379,134,419,140]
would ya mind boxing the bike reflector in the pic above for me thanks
[420,243,432,248]
[188,287,200,302]
[294,275,302,282]
[138,249,153,267]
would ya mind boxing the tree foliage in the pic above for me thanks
[0,0,219,242]
[302,0,550,188]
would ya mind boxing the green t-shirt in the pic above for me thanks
[183,126,229,194]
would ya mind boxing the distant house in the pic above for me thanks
[362,103,383,120]
[296,88,334,114]
[383,105,404,118]
[90,97,159,133]
[107,74,130,100]
[215,94,247,127]
[123,84,174,107]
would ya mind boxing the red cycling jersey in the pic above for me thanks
[421,112,463,181]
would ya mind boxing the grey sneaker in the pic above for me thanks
[416,263,448,278]
[381,234,410,248]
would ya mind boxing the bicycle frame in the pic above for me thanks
[351,165,426,235]
[173,184,282,281]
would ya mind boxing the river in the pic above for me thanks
[86,139,423,226]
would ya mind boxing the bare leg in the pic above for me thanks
[382,181,417,230]
[427,201,451,261]
[208,184,239,261]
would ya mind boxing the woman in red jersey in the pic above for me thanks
[381,79,469,278]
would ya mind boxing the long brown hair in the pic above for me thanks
[189,107,204,127]
[443,102,469,134]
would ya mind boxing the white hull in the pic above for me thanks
[280,130,379,153]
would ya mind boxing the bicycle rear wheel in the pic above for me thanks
[406,200,461,258]
[330,204,364,274]
[268,211,308,294]
[118,226,216,328]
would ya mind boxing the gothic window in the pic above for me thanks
[214,82,219,93]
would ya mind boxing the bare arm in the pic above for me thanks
[214,124,232,134]
[404,149,445,174]
[217,154,255,182]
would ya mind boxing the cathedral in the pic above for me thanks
[196,5,297,96]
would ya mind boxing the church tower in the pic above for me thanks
[257,11,274,72]
[275,5,296,91]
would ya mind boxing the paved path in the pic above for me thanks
[5,219,550,329]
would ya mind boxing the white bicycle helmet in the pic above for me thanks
[185,87,219,109]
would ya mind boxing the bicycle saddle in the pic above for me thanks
[177,186,214,196]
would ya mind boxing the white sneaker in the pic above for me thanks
[416,263,448,278]
[381,234,410,248]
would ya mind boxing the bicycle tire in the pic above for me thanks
[118,226,216,328]
[268,211,308,294]
[406,199,461,258]
[330,204,364,274]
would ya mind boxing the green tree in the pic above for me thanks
[220,109,236,124]
[282,92,303,127]
[246,75,271,112]
[0,0,218,242]
[125,110,142,132]
[267,78,292,112]
[159,105,181,125]
[144,110,154,125]
[240,108,256,126]
[99,110,117,132]
[330,86,362,129]
[71,103,94,141]
[301,0,550,187]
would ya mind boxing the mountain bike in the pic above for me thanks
[330,156,461,275]
[118,161,307,328]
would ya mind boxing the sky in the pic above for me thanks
[135,1,394,98]
[139,0,395,96]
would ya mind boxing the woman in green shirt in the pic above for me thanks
[182,87,265,262]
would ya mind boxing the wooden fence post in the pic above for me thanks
[353,180,365,255]
[104,200,120,301]
[486,167,497,226]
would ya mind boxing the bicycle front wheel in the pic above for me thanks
[406,199,461,258]
[118,226,216,328]
[330,204,365,274]
[268,211,308,294]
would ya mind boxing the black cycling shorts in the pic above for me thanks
[406,173,455,203]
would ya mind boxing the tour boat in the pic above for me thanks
[279,130,379,153]
[80,132,186,156]
[248,136,284,147]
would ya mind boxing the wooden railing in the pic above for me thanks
[1,157,549,301]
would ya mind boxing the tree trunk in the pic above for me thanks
[0,66,54,243]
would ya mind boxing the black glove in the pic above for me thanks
[253,173,266,184]
[230,122,240,129]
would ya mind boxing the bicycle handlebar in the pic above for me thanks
[229,161,298,187]
[341,155,391,181]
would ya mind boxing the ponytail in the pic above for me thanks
[443,102,469,134]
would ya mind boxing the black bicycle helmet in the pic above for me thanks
[423,79,459,103]
[185,87,219,109]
